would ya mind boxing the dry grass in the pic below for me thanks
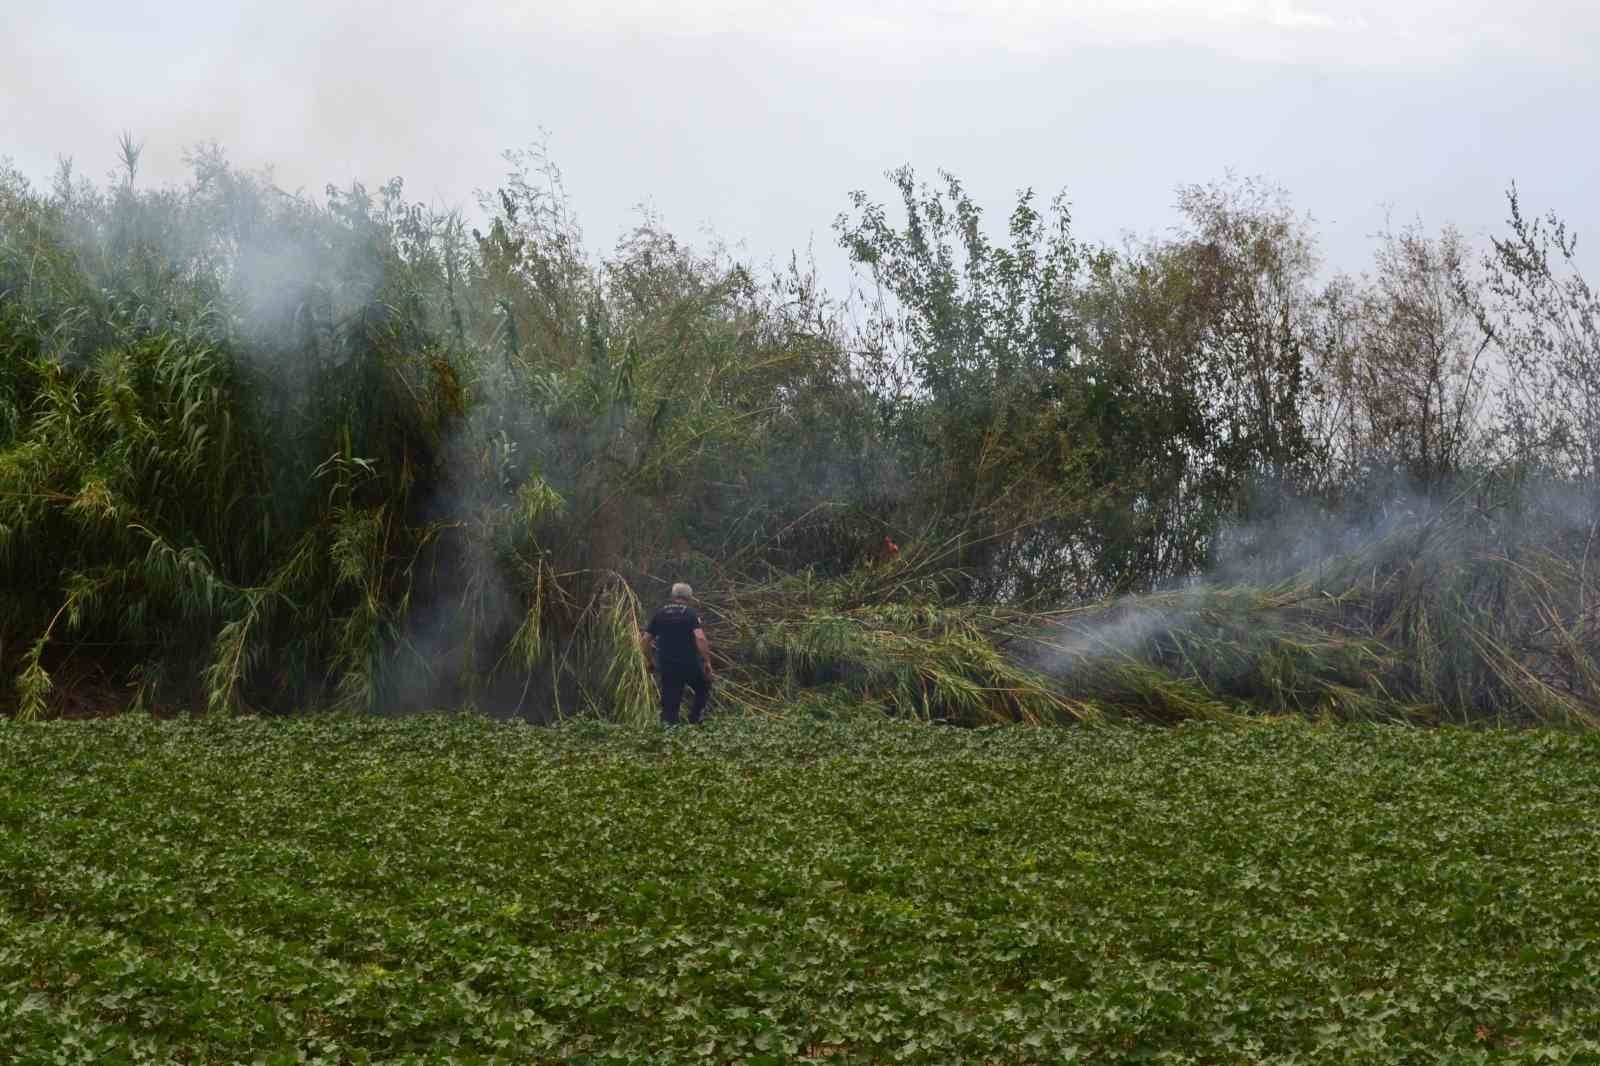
[688,490,1600,728]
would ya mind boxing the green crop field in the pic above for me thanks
[3,716,1600,1064]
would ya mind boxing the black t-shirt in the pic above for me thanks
[646,602,702,669]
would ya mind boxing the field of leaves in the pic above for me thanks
[2,715,1600,1064]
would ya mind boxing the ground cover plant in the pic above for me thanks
[4,714,1600,1063]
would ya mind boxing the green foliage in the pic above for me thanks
[5,715,1600,1062]
[835,171,1336,602]
[0,149,881,719]
[2,148,1598,726]
[837,167,1100,599]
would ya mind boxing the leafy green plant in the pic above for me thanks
[5,715,1600,1062]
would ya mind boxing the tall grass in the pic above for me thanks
[680,484,1600,728]
[0,152,882,721]
[1012,483,1600,727]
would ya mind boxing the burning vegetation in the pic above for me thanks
[2,145,1597,725]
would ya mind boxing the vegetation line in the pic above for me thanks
[1,149,1597,724]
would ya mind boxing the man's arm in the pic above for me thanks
[639,629,656,671]
[693,627,714,679]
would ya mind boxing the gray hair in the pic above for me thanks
[670,582,694,600]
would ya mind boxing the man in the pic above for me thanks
[640,582,715,725]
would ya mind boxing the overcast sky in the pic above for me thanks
[4,0,1597,285]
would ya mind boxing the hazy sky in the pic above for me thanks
[4,0,1597,284]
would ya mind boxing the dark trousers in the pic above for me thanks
[659,663,710,725]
